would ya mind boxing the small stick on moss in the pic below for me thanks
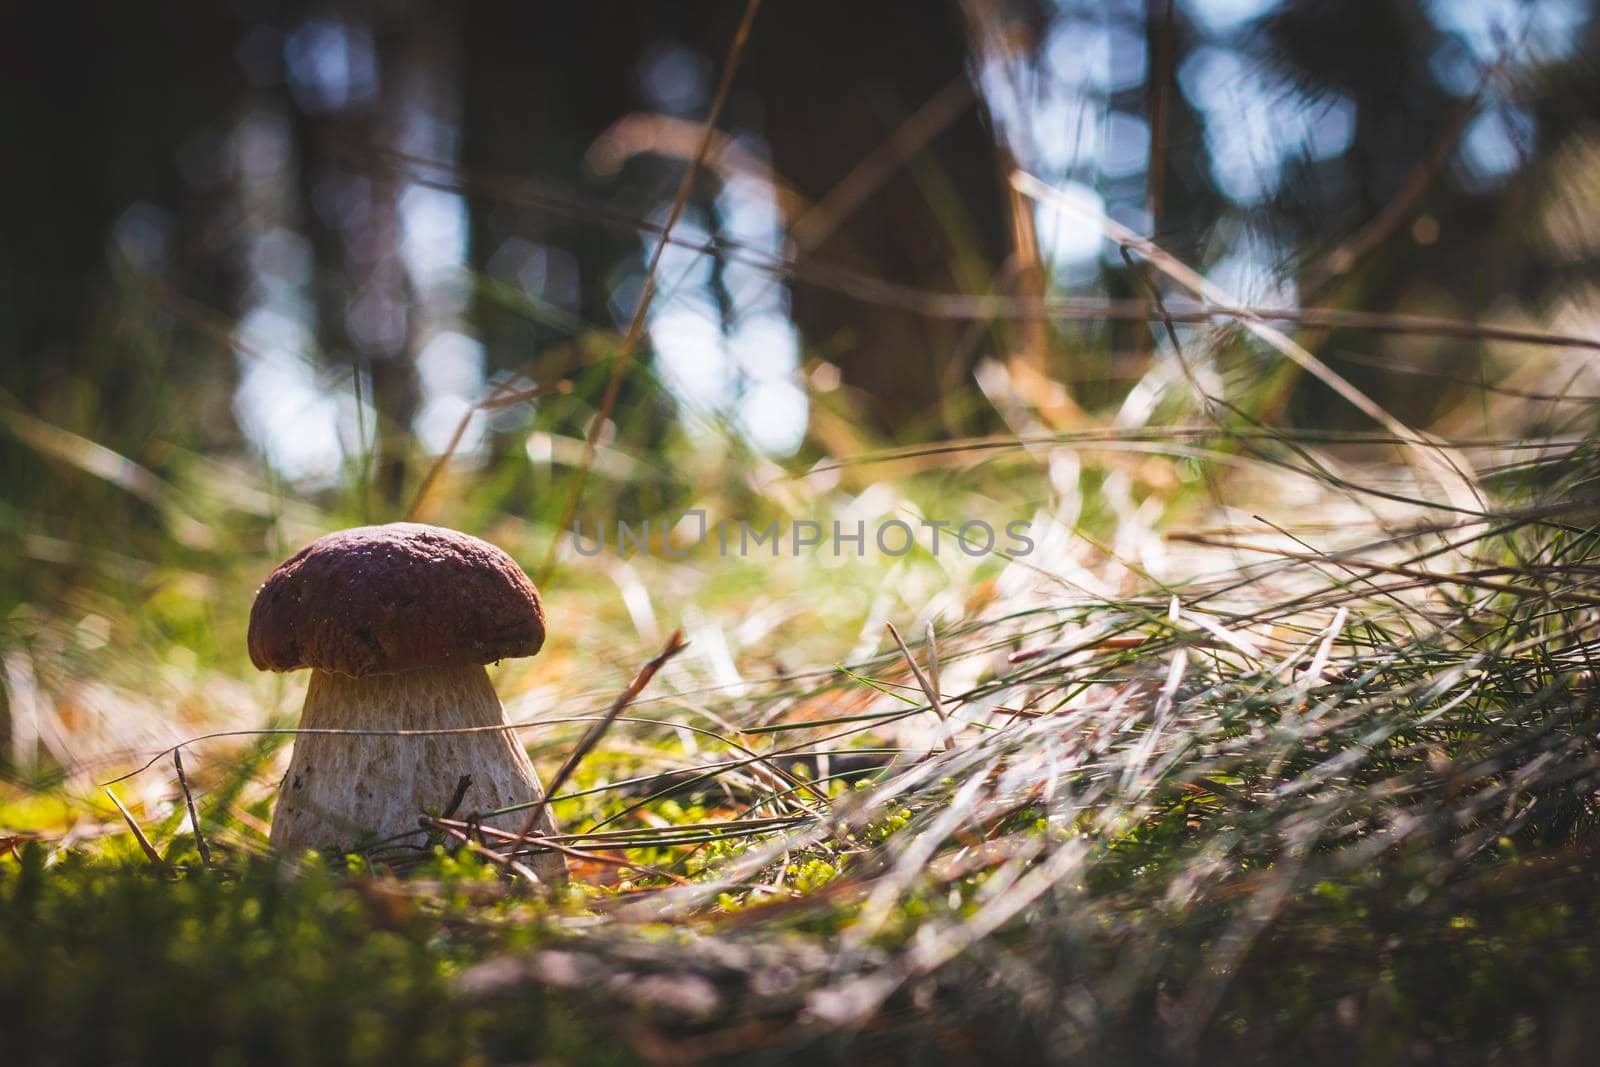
[440,774,473,820]
[172,750,210,868]
[515,629,690,840]
[1188,778,1256,809]
[104,786,165,869]
[429,816,689,886]
[424,818,545,885]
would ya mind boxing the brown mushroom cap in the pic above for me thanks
[248,523,545,678]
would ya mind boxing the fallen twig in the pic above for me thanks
[425,816,689,886]
[440,774,474,820]
[172,750,211,868]
[516,629,690,840]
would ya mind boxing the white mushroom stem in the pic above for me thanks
[270,664,566,883]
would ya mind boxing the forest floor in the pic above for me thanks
[3,378,1597,1066]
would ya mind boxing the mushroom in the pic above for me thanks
[248,522,566,882]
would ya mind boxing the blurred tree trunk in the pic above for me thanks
[1265,0,1507,427]
[0,1,248,770]
[459,4,659,372]
[0,2,244,439]
[458,1,1014,445]
[744,0,1011,438]
[285,3,424,510]
[458,2,685,522]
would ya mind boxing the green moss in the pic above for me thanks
[0,845,634,1067]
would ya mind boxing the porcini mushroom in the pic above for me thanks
[248,522,566,882]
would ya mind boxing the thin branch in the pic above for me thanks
[540,0,763,583]
[423,818,546,886]
[1012,169,1486,516]
[440,774,473,820]
[405,378,571,521]
[173,750,210,868]
[337,151,1600,358]
[426,816,689,886]
[516,629,691,840]
[1301,77,1490,299]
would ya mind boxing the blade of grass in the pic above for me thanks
[104,786,165,869]
[172,750,210,868]
[886,622,955,752]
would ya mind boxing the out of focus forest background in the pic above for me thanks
[3,1,1600,1064]
[7,0,1595,544]
[5,0,1595,707]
